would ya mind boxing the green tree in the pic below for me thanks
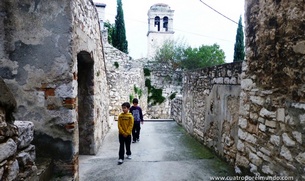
[154,39,187,69]
[233,16,245,62]
[113,0,128,54]
[154,40,225,70]
[181,44,225,70]
[104,20,114,45]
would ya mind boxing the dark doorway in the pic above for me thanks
[77,51,95,155]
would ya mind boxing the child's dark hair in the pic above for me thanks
[122,102,130,108]
[132,98,139,104]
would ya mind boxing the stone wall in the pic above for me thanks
[172,1,305,178]
[104,44,147,119]
[0,78,36,181]
[0,0,110,179]
[171,62,242,164]
[145,62,182,118]
[235,0,305,178]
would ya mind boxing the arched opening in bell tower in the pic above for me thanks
[163,16,168,31]
[154,16,160,31]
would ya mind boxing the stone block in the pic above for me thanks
[276,108,285,122]
[229,77,237,84]
[249,163,258,174]
[0,138,17,162]
[249,152,262,166]
[259,108,276,119]
[280,145,293,161]
[270,135,280,146]
[265,120,276,128]
[257,151,271,162]
[262,165,274,175]
[7,160,19,181]
[55,81,78,98]
[238,118,247,129]
[282,133,296,147]
[258,123,266,132]
[224,77,230,84]
[295,152,305,164]
[238,129,247,140]
[236,153,249,168]
[241,79,254,90]
[259,147,271,156]
[14,121,34,149]
[292,131,302,144]
[237,140,245,151]
[247,123,258,134]
[245,133,257,144]
[293,40,305,54]
[250,96,264,106]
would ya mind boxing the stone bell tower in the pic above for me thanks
[147,3,174,58]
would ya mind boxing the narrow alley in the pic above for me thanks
[79,120,235,181]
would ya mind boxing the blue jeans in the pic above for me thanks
[119,134,131,160]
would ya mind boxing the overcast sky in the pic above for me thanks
[93,0,245,62]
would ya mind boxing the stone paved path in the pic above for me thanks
[79,120,235,181]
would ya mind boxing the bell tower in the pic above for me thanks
[147,3,174,58]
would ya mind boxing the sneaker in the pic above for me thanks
[132,140,136,143]
[118,159,123,165]
[127,155,132,159]
[137,139,140,142]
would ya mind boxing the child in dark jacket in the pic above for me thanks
[129,98,144,143]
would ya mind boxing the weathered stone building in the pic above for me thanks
[237,0,305,178]
[0,0,110,179]
[171,0,305,179]
[1,0,305,180]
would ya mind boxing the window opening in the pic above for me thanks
[154,16,160,31]
[163,17,168,31]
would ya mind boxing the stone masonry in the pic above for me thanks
[145,62,182,119]
[0,0,110,179]
[171,62,242,164]
[171,0,305,179]
[103,43,147,120]
[0,77,36,181]
[237,0,305,179]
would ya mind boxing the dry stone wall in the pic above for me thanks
[104,44,147,119]
[235,0,305,179]
[0,78,36,181]
[145,63,182,119]
[172,0,305,179]
[171,62,242,164]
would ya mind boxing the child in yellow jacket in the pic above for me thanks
[117,102,134,165]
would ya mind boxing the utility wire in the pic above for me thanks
[104,13,234,43]
[198,0,239,25]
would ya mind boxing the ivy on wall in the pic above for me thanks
[169,92,176,100]
[144,68,151,76]
[129,84,143,103]
[114,62,119,68]
[144,68,165,106]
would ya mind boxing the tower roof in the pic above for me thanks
[150,3,171,11]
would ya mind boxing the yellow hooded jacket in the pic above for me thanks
[118,112,134,137]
